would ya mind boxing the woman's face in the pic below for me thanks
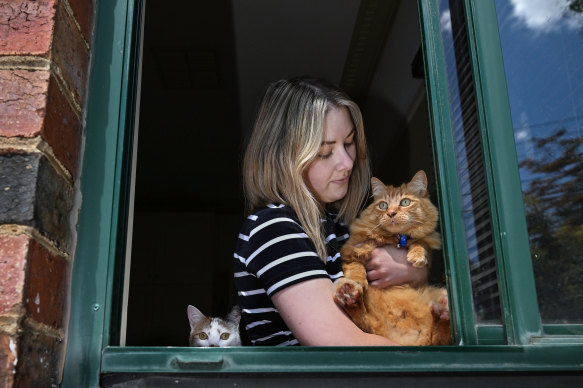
[305,106,356,205]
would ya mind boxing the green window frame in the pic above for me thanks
[62,0,583,386]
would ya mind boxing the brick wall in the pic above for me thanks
[0,0,94,386]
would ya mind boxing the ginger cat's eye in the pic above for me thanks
[379,201,388,210]
[198,333,208,340]
[400,198,411,206]
[220,333,230,340]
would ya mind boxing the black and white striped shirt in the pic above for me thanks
[233,204,349,346]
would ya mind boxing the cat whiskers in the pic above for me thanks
[369,222,385,233]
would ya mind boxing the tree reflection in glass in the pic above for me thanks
[495,0,583,324]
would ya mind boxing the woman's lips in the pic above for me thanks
[332,176,349,184]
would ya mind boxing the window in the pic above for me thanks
[494,0,583,325]
[439,0,502,324]
[62,0,583,386]
[124,0,440,347]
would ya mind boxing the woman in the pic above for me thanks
[234,77,426,346]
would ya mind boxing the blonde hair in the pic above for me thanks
[242,77,370,261]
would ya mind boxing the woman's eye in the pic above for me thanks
[318,153,332,159]
[220,333,230,340]
[400,198,411,206]
[198,333,208,340]
[379,201,388,210]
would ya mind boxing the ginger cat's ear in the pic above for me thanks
[409,170,428,197]
[370,177,386,197]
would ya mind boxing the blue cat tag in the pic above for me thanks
[397,234,408,248]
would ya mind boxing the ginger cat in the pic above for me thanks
[334,170,451,346]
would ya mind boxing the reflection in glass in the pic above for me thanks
[439,0,502,324]
[495,0,583,323]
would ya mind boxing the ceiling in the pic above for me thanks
[134,0,425,213]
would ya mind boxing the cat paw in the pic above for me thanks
[406,249,428,268]
[333,279,363,308]
[430,295,450,321]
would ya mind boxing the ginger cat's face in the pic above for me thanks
[361,171,439,237]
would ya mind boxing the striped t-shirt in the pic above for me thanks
[233,204,349,346]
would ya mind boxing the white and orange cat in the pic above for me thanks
[334,170,451,346]
[187,305,242,347]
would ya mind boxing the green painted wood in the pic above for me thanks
[463,0,542,345]
[418,0,480,345]
[543,325,583,336]
[105,0,145,348]
[476,325,505,345]
[101,345,583,373]
[61,0,142,386]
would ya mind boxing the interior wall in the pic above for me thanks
[126,211,241,346]
[125,0,244,346]
[408,91,436,188]
[361,0,427,187]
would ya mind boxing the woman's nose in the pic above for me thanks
[336,147,354,171]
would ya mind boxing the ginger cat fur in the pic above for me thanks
[334,170,451,346]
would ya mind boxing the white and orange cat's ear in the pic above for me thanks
[226,305,241,324]
[409,170,428,197]
[187,305,206,329]
[370,177,386,197]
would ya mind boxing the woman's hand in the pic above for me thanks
[365,245,428,288]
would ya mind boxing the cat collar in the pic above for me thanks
[396,234,409,248]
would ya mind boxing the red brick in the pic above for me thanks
[67,0,95,46]
[0,69,81,176]
[14,328,62,387]
[0,234,28,315]
[0,0,57,55]
[44,74,82,176]
[0,69,50,137]
[25,239,68,329]
[0,2,90,110]
[0,332,16,388]
[0,154,75,253]
[52,1,90,107]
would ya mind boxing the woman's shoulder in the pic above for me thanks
[250,203,299,222]
[240,204,302,236]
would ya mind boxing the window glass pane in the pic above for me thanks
[495,0,583,324]
[438,0,502,324]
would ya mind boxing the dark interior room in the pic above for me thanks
[124,0,439,346]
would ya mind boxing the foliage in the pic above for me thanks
[568,0,583,14]
[519,129,583,323]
